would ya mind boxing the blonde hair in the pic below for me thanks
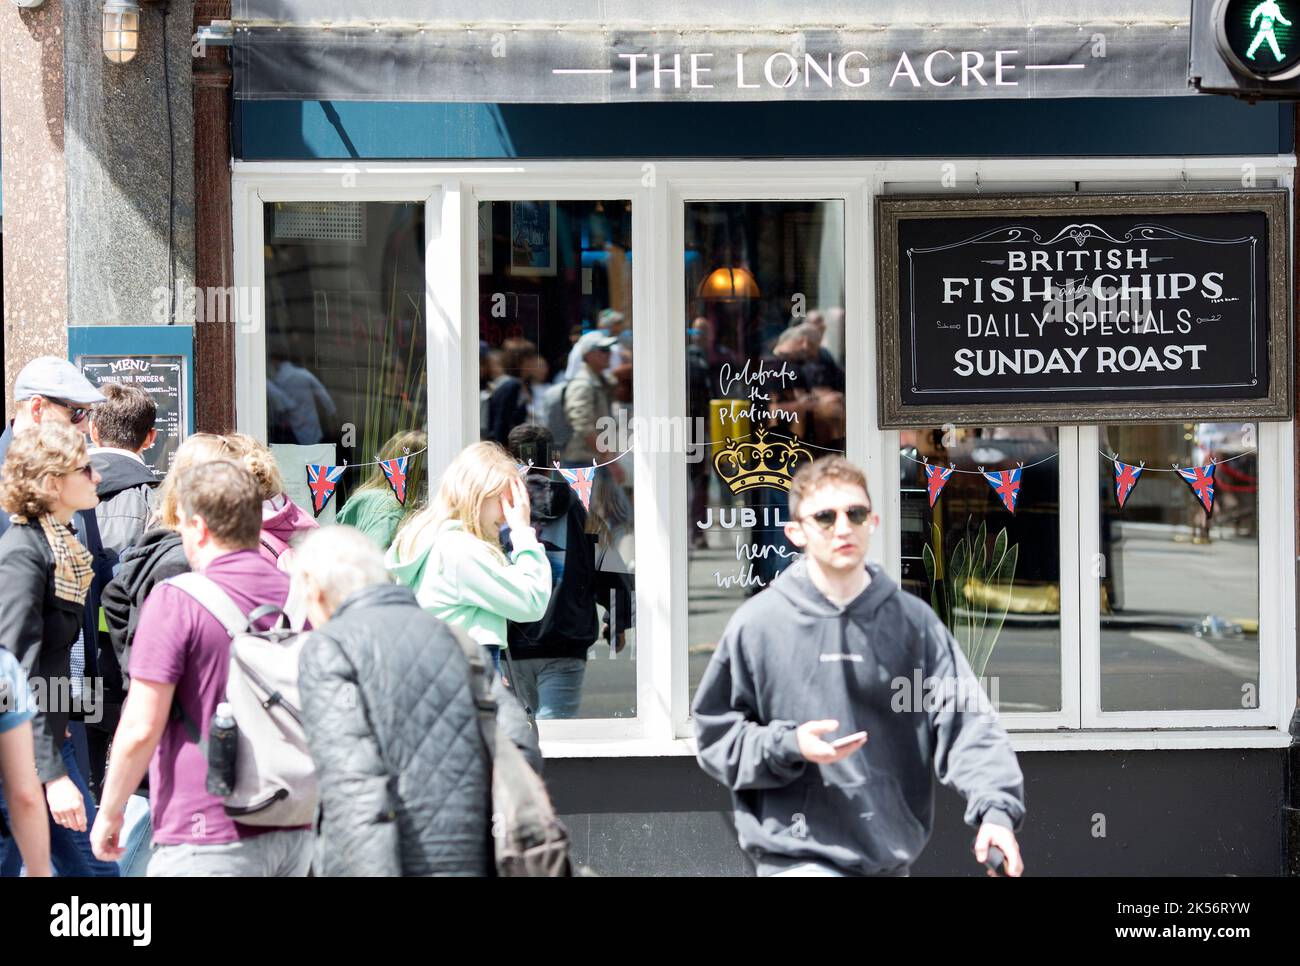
[222,432,284,501]
[152,433,237,530]
[394,441,516,561]
[0,423,89,523]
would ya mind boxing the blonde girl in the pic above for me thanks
[387,441,549,672]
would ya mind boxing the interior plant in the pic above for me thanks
[921,515,1019,678]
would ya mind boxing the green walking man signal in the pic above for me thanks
[1246,0,1292,61]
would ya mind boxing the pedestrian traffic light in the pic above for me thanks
[1191,0,1300,97]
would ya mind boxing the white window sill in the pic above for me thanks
[540,729,1292,760]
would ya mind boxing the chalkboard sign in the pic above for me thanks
[876,191,1291,427]
[79,356,188,480]
[69,326,195,481]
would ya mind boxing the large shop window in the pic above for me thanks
[1097,423,1259,712]
[683,200,846,696]
[899,427,1063,714]
[263,201,429,541]
[477,198,636,719]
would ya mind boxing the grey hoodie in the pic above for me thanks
[692,559,1025,875]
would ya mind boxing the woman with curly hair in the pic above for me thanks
[0,421,119,877]
[221,433,318,570]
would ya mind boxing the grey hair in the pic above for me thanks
[292,525,393,612]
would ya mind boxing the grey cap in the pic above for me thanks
[13,356,107,405]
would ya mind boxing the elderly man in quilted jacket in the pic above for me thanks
[294,525,540,877]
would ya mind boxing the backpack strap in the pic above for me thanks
[166,572,254,638]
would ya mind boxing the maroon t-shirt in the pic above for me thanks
[129,549,293,845]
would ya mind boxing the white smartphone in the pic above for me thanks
[829,730,867,749]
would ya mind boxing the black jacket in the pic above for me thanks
[0,521,86,782]
[506,477,599,660]
[298,583,542,877]
[100,527,189,697]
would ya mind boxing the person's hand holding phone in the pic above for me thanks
[796,719,867,764]
[974,822,1024,877]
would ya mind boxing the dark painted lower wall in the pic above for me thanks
[546,749,1286,876]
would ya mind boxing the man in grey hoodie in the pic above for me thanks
[692,456,1025,877]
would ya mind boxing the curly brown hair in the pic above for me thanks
[787,455,872,519]
[0,422,89,522]
[221,432,284,501]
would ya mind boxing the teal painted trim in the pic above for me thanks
[67,325,196,443]
[235,97,1292,161]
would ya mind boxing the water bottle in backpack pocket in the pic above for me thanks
[166,572,319,827]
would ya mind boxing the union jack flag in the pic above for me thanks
[306,464,346,516]
[923,464,953,508]
[556,464,596,511]
[982,467,1022,515]
[1177,463,1216,516]
[1113,460,1143,510]
[379,456,408,505]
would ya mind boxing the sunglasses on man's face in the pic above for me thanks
[801,504,873,532]
[44,396,90,425]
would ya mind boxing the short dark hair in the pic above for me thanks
[92,382,156,452]
[506,423,554,467]
[176,460,262,550]
[788,456,872,518]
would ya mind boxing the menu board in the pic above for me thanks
[875,191,1291,427]
[78,355,189,480]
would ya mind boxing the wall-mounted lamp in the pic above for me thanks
[102,0,141,65]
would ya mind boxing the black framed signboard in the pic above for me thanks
[875,191,1291,427]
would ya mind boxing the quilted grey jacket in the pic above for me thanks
[298,582,541,876]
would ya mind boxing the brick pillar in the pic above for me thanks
[0,0,67,419]
[193,0,234,433]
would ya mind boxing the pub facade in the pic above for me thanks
[3,0,1295,874]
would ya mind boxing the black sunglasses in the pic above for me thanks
[43,396,90,425]
[801,504,873,531]
[67,463,94,481]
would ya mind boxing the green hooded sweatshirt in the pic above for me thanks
[385,518,550,650]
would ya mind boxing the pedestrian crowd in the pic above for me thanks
[0,355,1025,877]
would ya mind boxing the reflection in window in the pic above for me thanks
[1099,423,1259,711]
[685,200,846,698]
[263,202,428,540]
[899,426,1062,713]
[478,199,635,719]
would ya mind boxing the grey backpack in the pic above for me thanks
[540,381,573,452]
[167,572,319,828]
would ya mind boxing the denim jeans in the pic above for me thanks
[0,738,121,877]
[118,794,153,877]
[509,657,587,719]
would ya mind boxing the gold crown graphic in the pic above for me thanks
[713,429,814,494]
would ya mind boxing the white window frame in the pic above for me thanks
[231,156,1296,755]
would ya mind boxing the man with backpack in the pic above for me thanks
[90,461,313,876]
[555,330,617,466]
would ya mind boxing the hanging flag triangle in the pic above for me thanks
[378,456,409,506]
[982,467,1022,514]
[516,463,530,476]
[306,464,346,517]
[1177,463,1216,516]
[923,463,953,508]
[1113,460,1144,510]
[556,463,596,511]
